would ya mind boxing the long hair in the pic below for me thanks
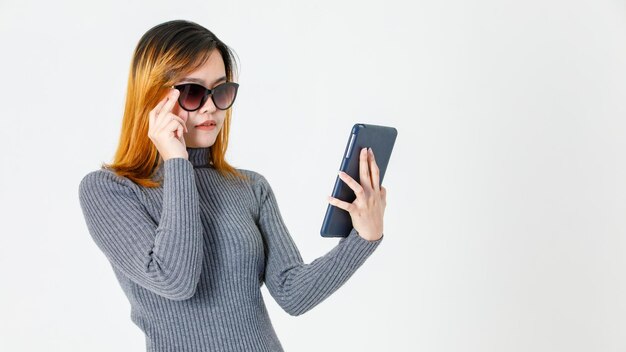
[102,19,249,187]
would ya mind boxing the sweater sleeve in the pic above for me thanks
[253,173,383,316]
[78,158,204,301]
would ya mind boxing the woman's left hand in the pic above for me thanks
[328,147,387,242]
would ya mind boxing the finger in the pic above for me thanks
[172,112,188,133]
[164,117,186,138]
[338,171,365,199]
[368,148,380,192]
[159,114,186,134]
[149,97,169,131]
[174,114,188,133]
[157,89,179,119]
[179,111,189,132]
[178,119,187,138]
[151,95,169,116]
[328,195,353,213]
[155,110,173,131]
[381,185,387,205]
[359,147,372,191]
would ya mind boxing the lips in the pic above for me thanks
[196,120,217,127]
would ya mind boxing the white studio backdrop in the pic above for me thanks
[1,0,625,351]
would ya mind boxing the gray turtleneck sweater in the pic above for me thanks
[77,146,383,352]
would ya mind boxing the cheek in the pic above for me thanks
[217,110,228,122]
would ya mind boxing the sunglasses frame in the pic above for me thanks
[166,81,240,112]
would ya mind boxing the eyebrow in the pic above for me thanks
[180,76,227,86]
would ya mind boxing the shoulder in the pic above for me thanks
[234,168,273,201]
[234,168,268,185]
[78,168,137,202]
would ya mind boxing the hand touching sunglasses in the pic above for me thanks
[166,81,239,112]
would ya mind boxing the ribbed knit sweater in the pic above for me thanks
[77,146,383,352]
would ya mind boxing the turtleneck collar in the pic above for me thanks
[186,146,213,168]
[151,146,213,181]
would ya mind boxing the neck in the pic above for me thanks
[186,146,213,168]
[152,146,213,181]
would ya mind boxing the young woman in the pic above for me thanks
[78,19,387,352]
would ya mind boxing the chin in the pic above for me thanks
[184,127,221,147]
[186,137,216,148]
[186,142,215,148]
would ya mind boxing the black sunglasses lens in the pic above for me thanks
[179,84,205,111]
[213,83,238,110]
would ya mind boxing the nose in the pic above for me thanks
[199,94,218,114]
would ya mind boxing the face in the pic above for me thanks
[172,49,229,148]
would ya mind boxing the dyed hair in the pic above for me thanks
[102,19,249,187]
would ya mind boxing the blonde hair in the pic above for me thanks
[102,19,249,187]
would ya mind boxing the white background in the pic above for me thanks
[1,0,625,351]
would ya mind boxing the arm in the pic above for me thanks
[254,173,383,316]
[78,158,204,301]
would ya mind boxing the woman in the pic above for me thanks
[78,19,387,352]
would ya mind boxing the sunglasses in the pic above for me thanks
[167,81,239,112]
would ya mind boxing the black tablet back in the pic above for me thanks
[321,123,398,238]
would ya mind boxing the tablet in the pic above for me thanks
[320,123,398,238]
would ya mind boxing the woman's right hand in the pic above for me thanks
[148,88,189,161]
